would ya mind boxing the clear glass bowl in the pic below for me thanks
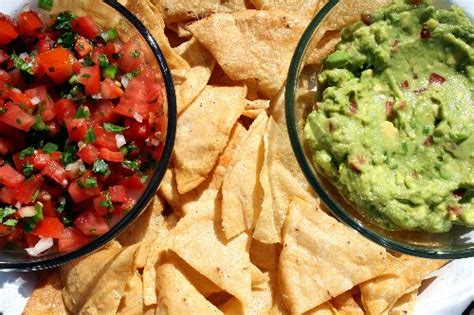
[286,0,474,259]
[0,0,176,271]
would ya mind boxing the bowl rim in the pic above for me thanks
[0,0,177,271]
[285,0,474,259]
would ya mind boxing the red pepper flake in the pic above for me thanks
[411,0,423,6]
[414,88,427,96]
[385,100,394,121]
[349,155,365,174]
[429,73,446,85]
[399,80,409,89]
[420,25,431,40]
[361,13,373,25]
[349,100,358,114]
[423,136,433,146]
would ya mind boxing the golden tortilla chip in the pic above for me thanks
[173,85,246,194]
[117,271,147,315]
[170,213,252,305]
[388,289,418,315]
[156,260,223,314]
[279,198,389,314]
[23,271,68,315]
[360,255,446,315]
[152,0,248,24]
[173,38,216,114]
[250,0,325,17]
[188,10,308,98]
[79,244,140,314]
[60,241,122,313]
[331,290,364,315]
[125,0,189,70]
[243,99,270,119]
[249,262,270,287]
[167,22,193,38]
[222,112,268,239]
[253,117,318,244]
[307,30,342,65]
[249,238,279,271]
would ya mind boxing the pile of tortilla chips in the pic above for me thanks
[24,0,447,314]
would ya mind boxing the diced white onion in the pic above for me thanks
[19,52,29,60]
[15,201,22,209]
[115,134,126,148]
[31,96,40,105]
[92,93,103,100]
[25,237,54,257]
[65,160,85,176]
[62,179,69,187]
[40,192,51,202]
[18,206,36,218]
[121,76,130,89]
[132,111,143,123]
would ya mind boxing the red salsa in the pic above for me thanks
[0,9,166,255]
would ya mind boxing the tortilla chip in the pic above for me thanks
[60,241,122,313]
[152,0,248,24]
[279,198,389,314]
[250,238,279,271]
[170,213,252,305]
[125,0,189,70]
[249,262,270,287]
[331,290,364,315]
[253,117,318,244]
[188,10,308,98]
[173,85,246,194]
[360,255,446,315]
[173,38,216,113]
[222,112,268,239]
[250,0,325,17]
[167,22,193,38]
[156,260,223,314]
[388,289,418,315]
[23,271,68,315]
[306,30,341,65]
[243,99,270,119]
[117,271,146,315]
[79,244,140,314]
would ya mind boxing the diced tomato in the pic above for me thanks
[57,227,89,253]
[74,210,109,236]
[24,85,55,121]
[108,185,127,203]
[17,11,43,37]
[24,233,39,247]
[47,120,60,136]
[71,16,100,40]
[54,99,76,124]
[103,42,122,59]
[429,73,446,85]
[35,38,54,54]
[42,200,57,218]
[0,69,11,84]
[6,225,22,242]
[0,50,9,65]
[42,161,67,186]
[0,85,34,110]
[74,36,93,57]
[90,100,119,125]
[33,153,51,170]
[0,187,16,204]
[124,118,153,141]
[15,174,44,204]
[78,64,101,96]
[68,180,100,202]
[67,118,88,142]
[94,126,117,150]
[0,102,35,131]
[32,217,64,239]
[113,197,135,216]
[93,192,111,216]
[37,48,75,84]
[0,137,13,155]
[101,79,123,99]
[77,144,99,164]
[121,175,144,189]
[0,164,24,189]
[118,40,145,73]
[99,148,123,162]
[0,16,18,46]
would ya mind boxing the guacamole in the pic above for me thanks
[304,0,474,232]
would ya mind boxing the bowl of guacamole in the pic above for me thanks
[286,0,474,258]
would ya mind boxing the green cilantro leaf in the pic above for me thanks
[92,159,110,176]
[103,123,128,134]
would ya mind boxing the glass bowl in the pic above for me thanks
[0,0,176,271]
[286,0,474,259]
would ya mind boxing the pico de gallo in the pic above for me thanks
[0,5,166,256]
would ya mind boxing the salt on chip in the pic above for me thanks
[79,244,140,315]
[172,38,216,114]
[250,0,326,17]
[360,255,446,315]
[152,0,248,24]
[250,238,279,271]
[60,241,122,313]
[117,271,147,315]
[188,10,308,98]
[156,260,223,314]
[173,85,246,194]
[170,213,253,305]
[222,112,268,239]
[243,99,270,119]
[279,198,389,314]
[253,117,318,244]
[388,289,418,315]
[23,271,68,315]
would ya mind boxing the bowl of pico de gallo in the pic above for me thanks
[0,0,176,271]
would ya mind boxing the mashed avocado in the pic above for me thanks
[304,0,474,232]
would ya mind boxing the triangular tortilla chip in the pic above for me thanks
[187,10,308,98]
[253,117,318,244]
[172,38,216,113]
[173,85,246,194]
[79,244,140,314]
[117,271,148,315]
[388,289,418,315]
[250,0,325,17]
[156,260,223,314]
[167,22,193,38]
[60,241,122,313]
[250,238,279,271]
[152,0,248,24]
[170,214,252,305]
[331,290,364,315]
[222,112,268,239]
[360,255,446,315]
[243,99,270,119]
[23,271,68,315]
[279,198,389,314]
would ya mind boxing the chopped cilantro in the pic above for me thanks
[52,11,77,32]
[84,128,96,144]
[122,160,140,172]
[103,122,128,133]
[92,159,110,176]
[61,145,77,165]
[98,192,112,209]
[74,105,90,119]
[131,50,141,58]
[38,0,54,11]
[81,74,91,78]
[32,114,47,132]
[98,54,109,68]
[43,142,58,154]
[19,146,34,160]
[0,108,7,115]
[22,163,34,178]
[82,56,94,67]
[3,219,18,227]
[23,203,43,233]
[57,31,77,49]
[125,70,139,80]
[0,206,16,221]
[99,29,118,42]
[10,53,33,74]
[84,177,98,188]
